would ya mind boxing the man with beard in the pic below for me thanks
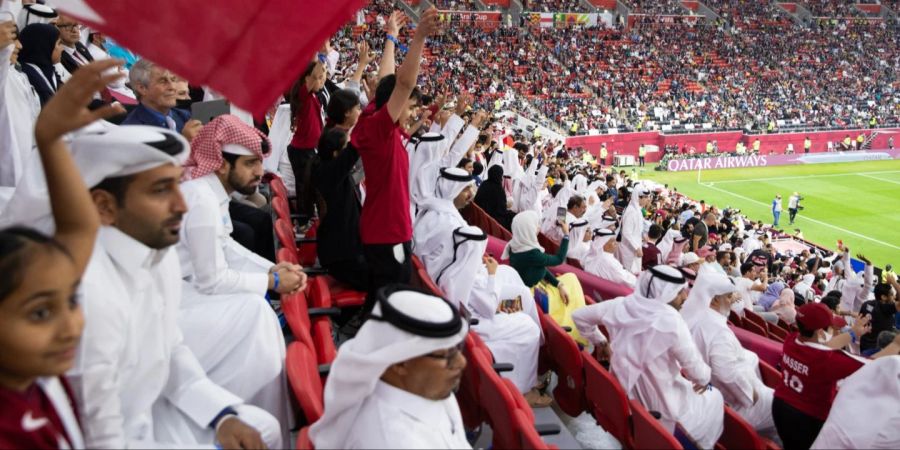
[176,115,307,443]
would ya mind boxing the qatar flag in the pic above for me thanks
[47,0,368,115]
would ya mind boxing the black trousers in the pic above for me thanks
[789,208,798,224]
[286,147,316,219]
[772,396,824,450]
[229,200,275,262]
[362,241,412,310]
[638,156,645,167]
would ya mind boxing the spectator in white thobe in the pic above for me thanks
[616,185,650,273]
[572,265,725,449]
[681,272,777,439]
[177,115,307,442]
[63,126,281,448]
[583,228,636,288]
[309,289,471,449]
[434,225,548,406]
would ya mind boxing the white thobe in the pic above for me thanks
[616,204,644,273]
[176,174,290,438]
[70,227,281,449]
[688,309,776,436]
[732,277,759,316]
[0,47,40,207]
[573,299,724,449]
[467,266,542,393]
[343,381,471,449]
[583,251,636,288]
[413,205,468,280]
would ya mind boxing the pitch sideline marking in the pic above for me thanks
[857,173,900,186]
[708,170,900,184]
[697,182,900,251]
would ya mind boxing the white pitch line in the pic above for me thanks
[698,182,900,251]
[858,173,900,186]
[710,170,900,184]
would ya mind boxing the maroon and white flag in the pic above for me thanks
[49,0,368,114]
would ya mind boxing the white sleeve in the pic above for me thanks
[466,275,499,321]
[707,336,755,409]
[621,211,643,251]
[439,114,466,151]
[182,199,269,295]
[615,263,638,287]
[164,332,242,428]
[671,322,711,385]
[69,282,132,449]
[572,302,610,346]
[442,125,479,169]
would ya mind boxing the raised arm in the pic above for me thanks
[377,11,406,81]
[386,7,439,122]
[33,59,126,273]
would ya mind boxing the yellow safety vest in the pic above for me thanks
[600,148,607,158]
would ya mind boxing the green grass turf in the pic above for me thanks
[631,159,900,268]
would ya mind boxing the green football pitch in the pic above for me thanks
[634,159,900,269]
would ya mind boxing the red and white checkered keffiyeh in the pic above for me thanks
[183,114,272,180]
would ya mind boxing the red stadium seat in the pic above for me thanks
[583,351,634,449]
[513,409,557,450]
[538,311,586,417]
[767,323,788,342]
[271,195,292,222]
[731,326,783,368]
[274,218,299,254]
[286,342,325,424]
[296,427,314,450]
[309,274,366,309]
[758,360,782,390]
[281,290,314,346]
[458,334,485,428]
[269,174,290,200]
[629,399,684,450]
[743,310,770,334]
[474,346,523,449]
[728,310,743,327]
[741,318,770,339]
[718,406,765,450]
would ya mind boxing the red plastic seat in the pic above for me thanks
[458,334,485,428]
[629,399,684,450]
[538,311,586,417]
[583,351,633,449]
[741,318,770,339]
[513,409,557,450]
[286,342,325,424]
[275,218,299,253]
[758,360,782,390]
[311,317,337,364]
[743,310,770,333]
[271,195,292,222]
[767,323,789,342]
[718,406,765,450]
[296,427,314,450]
[728,310,743,327]
[309,274,366,309]
[269,174,290,200]
[281,290,314,348]
[474,346,527,449]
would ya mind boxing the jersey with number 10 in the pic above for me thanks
[774,333,866,421]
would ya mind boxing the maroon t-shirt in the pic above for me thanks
[0,378,78,449]
[641,242,661,271]
[289,89,323,149]
[350,104,412,244]
[774,334,866,420]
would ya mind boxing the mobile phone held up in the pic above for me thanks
[556,207,567,225]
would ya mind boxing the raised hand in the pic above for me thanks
[414,7,441,41]
[35,59,126,147]
[385,10,407,37]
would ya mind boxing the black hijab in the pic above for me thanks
[18,23,61,105]
[474,165,509,221]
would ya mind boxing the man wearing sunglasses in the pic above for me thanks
[310,286,471,449]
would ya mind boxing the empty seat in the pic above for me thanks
[583,351,633,448]
[296,426,314,450]
[539,311,586,417]
[718,406,765,450]
[286,342,325,425]
[758,360,782,390]
[474,346,525,449]
[629,399,684,450]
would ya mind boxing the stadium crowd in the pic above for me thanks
[1,1,900,450]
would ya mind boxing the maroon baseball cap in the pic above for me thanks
[796,303,834,331]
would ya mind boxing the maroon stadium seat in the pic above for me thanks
[583,350,634,449]
[629,399,684,450]
[718,406,765,450]
[758,360,782,390]
[286,342,325,424]
[538,310,586,417]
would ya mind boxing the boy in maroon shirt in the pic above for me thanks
[773,302,870,450]
[350,8,440,311]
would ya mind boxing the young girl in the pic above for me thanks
[0,59,124,449]
[287,60,326,218]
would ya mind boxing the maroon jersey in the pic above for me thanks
[0,377,81,449]
[775,333,866,421]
